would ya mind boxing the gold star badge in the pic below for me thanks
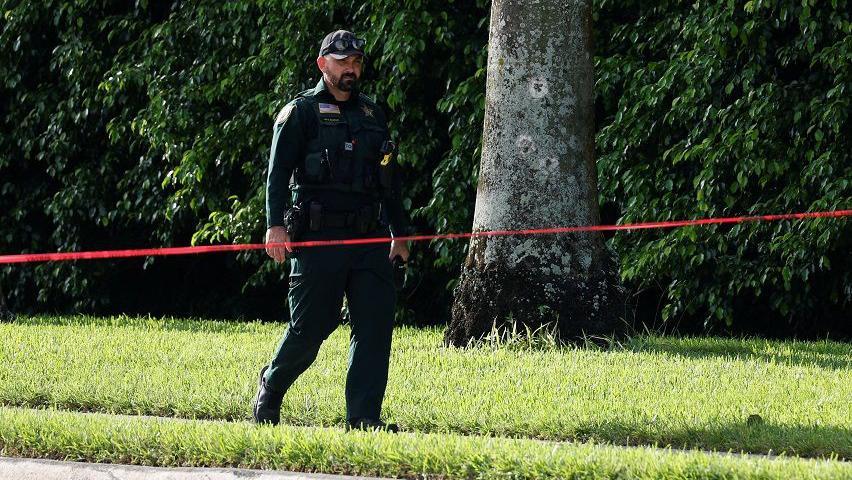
[361,104,374,118]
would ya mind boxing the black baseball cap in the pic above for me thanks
[319,30,366,59]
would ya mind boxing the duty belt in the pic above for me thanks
[322,211,358,228]
[307,202,380,233]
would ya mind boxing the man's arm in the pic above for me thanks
[385,163,411,263]
[265,100,304,262]
[381,149,411,262]
[373,108,411,262]
[373,109,410,237]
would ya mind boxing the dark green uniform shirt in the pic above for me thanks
[266,79,409,236]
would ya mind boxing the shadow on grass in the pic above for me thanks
[418,416,852,461]
[626,336,852,371]
[4,399,851,461]
[566,418,852,461]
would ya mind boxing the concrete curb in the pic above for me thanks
[0,456,389,480]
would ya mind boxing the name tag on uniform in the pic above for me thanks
[344,142,354,151]
[318,103,341,115]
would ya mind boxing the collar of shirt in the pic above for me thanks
[312,78,360,106]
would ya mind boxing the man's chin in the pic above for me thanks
[339,78,357,91]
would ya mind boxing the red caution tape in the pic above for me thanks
[1,209,849,265]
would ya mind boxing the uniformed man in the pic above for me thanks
[253,30,410,432]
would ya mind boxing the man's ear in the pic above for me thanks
[316,56,326,72]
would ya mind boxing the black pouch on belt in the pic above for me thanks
[309,202,322,231]
[356,205,376,234]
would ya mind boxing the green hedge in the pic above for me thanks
[594,0,851,333]
[1,0,849,334]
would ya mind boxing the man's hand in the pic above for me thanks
[265,227,292,263]
[388,239,410,263]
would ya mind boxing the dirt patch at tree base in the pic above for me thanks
[446,257,629,347]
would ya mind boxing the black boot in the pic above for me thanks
[253,365,284,425]
[346,417,399,433]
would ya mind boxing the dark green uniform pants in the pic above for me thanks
[263,238,396,422]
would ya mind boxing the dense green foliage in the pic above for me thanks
[595,0,851,333]
[1,1,849,334]
[3,316,851,458]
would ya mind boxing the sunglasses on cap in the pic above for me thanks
[321,37,366,56]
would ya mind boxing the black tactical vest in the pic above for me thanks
[292,94,387,198]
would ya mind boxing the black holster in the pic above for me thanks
[356,205,378,233]
[283,204,307,241]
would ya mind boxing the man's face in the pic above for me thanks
[318,55,364,92]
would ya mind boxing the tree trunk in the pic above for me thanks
[445,0,626,346]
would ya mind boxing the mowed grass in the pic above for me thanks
[0,315,850,461]
[2,406,850,480]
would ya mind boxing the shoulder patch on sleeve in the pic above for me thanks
[275,103,296,126]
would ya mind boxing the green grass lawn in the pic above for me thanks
[0,315,850,478]
[2,406,849,480]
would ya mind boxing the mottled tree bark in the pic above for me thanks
[446,0,626,346]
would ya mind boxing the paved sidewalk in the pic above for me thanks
[0,456,388,480]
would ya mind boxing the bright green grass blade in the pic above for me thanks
[1,315,850,458]
[1,407,849,480]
